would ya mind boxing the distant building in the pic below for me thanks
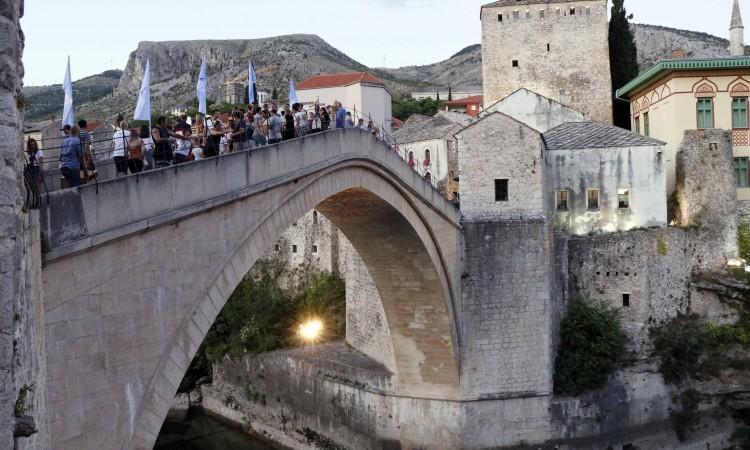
[443,95,483,117]
[297,72,392,133]
[480,0,613,123]
[393,111,471,199]
[411,88,483,102]
[221,80,246,105]
[616,54,750,198]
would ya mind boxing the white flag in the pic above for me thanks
[62,57,75,127]
[248,62,257,105]
[133,59,151,121]
[197,55,208,115]
[289,79,298,106]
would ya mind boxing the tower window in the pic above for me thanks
[525,10,530,19]
[274,244,280,252]
[556,8,561,16]
[313,211,319,224]
[539,9,545,18]
[292,245,298,254]
[512,60,519,68]
[622,294,630,308]
[495,179,509,202]
[547,43,550,52]
[586,6,591,15]
[498,13,503,22]
[569,7,576,15]
[312,245,318,254]
[587,189,600,210]
[513,10,520,19]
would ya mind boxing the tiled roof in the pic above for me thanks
[444,95,483,106]
[542,121,665,150]
[297,72,385,90]
[483,0,598,7]
[394,113,466,144]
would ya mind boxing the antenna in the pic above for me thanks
[382,53,387,68]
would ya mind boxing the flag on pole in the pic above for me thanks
[133,59,151,121]
[248,62,257,105]
[62,56,75,127]
[197,55,208,115]
[289,79,298,106]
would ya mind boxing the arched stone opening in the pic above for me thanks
[124,165,460,449]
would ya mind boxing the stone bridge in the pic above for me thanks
[40,129,463,449]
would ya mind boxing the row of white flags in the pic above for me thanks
[61,57,301,126]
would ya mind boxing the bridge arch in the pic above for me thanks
[41,130,462,449]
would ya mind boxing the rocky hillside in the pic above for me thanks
[23,24,744,121]
[22,70,121,122]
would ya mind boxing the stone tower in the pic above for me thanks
[480,0,613,123]
[730,0,745,56]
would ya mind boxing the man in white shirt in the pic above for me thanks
[111,121,131,175]
[173,129,193,164]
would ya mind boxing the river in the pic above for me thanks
[154,409,280,450]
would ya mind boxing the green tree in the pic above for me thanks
[448,86,453,101]
[272,86,278,100]
[391,95,443,121]
[609,0,639,129]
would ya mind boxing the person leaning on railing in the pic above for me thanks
[59,126,85,188]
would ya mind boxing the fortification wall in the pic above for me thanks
[0,1,48,448]
[481,0,612,123]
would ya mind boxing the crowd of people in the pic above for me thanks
[23,100,392,188]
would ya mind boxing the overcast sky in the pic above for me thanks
[22,0,743,86]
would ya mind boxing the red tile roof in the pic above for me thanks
[297,72,386,90]
[444,95,483,106]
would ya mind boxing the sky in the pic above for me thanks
[22,0,742,86]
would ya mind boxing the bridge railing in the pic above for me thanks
[40,128,460,254]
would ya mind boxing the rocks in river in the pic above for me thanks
[166,394,190,422]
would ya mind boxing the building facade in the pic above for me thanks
[480,0,612,124]
[411,87,482,101]
[617,57,750,201]
[481,88,585,132]
[297,72,392,133]
[443,95,483,117]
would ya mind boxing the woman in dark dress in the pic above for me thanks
[283,107,295,141]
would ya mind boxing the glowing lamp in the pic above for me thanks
[298,319,324,343]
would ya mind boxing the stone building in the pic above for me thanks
[480,0,612,124]
[393,111,471,197]
[481,88,584,132]
[220,80,245,105]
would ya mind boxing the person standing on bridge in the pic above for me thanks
[268,108,283,144]
[320,106,331,131]
[112,120,131,175]
[231,111,248,151]
[59,126,84,187]
[335,102,347,129]
[152,116,185,167]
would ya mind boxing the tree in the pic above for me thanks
[272,86,278,100]
[391,95,443,121]
[448,86,453,101]
[609,0,639,129]
[436,91,440,101]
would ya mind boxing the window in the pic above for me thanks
[525,10,530,19]
[274,244,280,252]
[735,157,749,187]
[556,8,561,16]
[424,149,431,166]
[618,188,630,209]
[622,294,630,308]
[313,211,318,224]
[733,97,748,128]
[586,6,591,15]
[512,60,519,68]
[539,9,545,18]
[569,7,576,15]
[634,115,640,134]
[587,189,599,210]
[498,13,503,22]
[555,190,569,211]
[696,98,714,129]
[292,222,297,226]
[292,245,298,253]
[513,10,519,19]
[424,172,432,182]
[546,43,550,52]
[312,245,318,254]
[643,112,650,136]
[495,179,509,202]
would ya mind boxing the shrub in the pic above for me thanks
[554,299,626,395]
[739,222,750,261]
[670,389,702,441]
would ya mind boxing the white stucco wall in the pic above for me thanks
[483,88,585,133]
[401,138,450,184]
[297,83,392,133]
[546,145,667,235]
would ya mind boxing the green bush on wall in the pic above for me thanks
[553,299,626,396]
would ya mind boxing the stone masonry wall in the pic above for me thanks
[481,0,613,123]
[0,1,48,448]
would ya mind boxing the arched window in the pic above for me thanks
[424,149,431,166]
[408,151,415,168]
[313,211,318,224]
[424,172,431,182]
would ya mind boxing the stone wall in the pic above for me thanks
[0,1,48,448]
[460,219,554,398]
[675,129,738,265]
[481,0,612,123]
[457,113,546,221]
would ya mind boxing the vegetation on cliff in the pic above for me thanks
[553,299,626,396]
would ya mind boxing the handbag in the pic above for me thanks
[128,139,144,161]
